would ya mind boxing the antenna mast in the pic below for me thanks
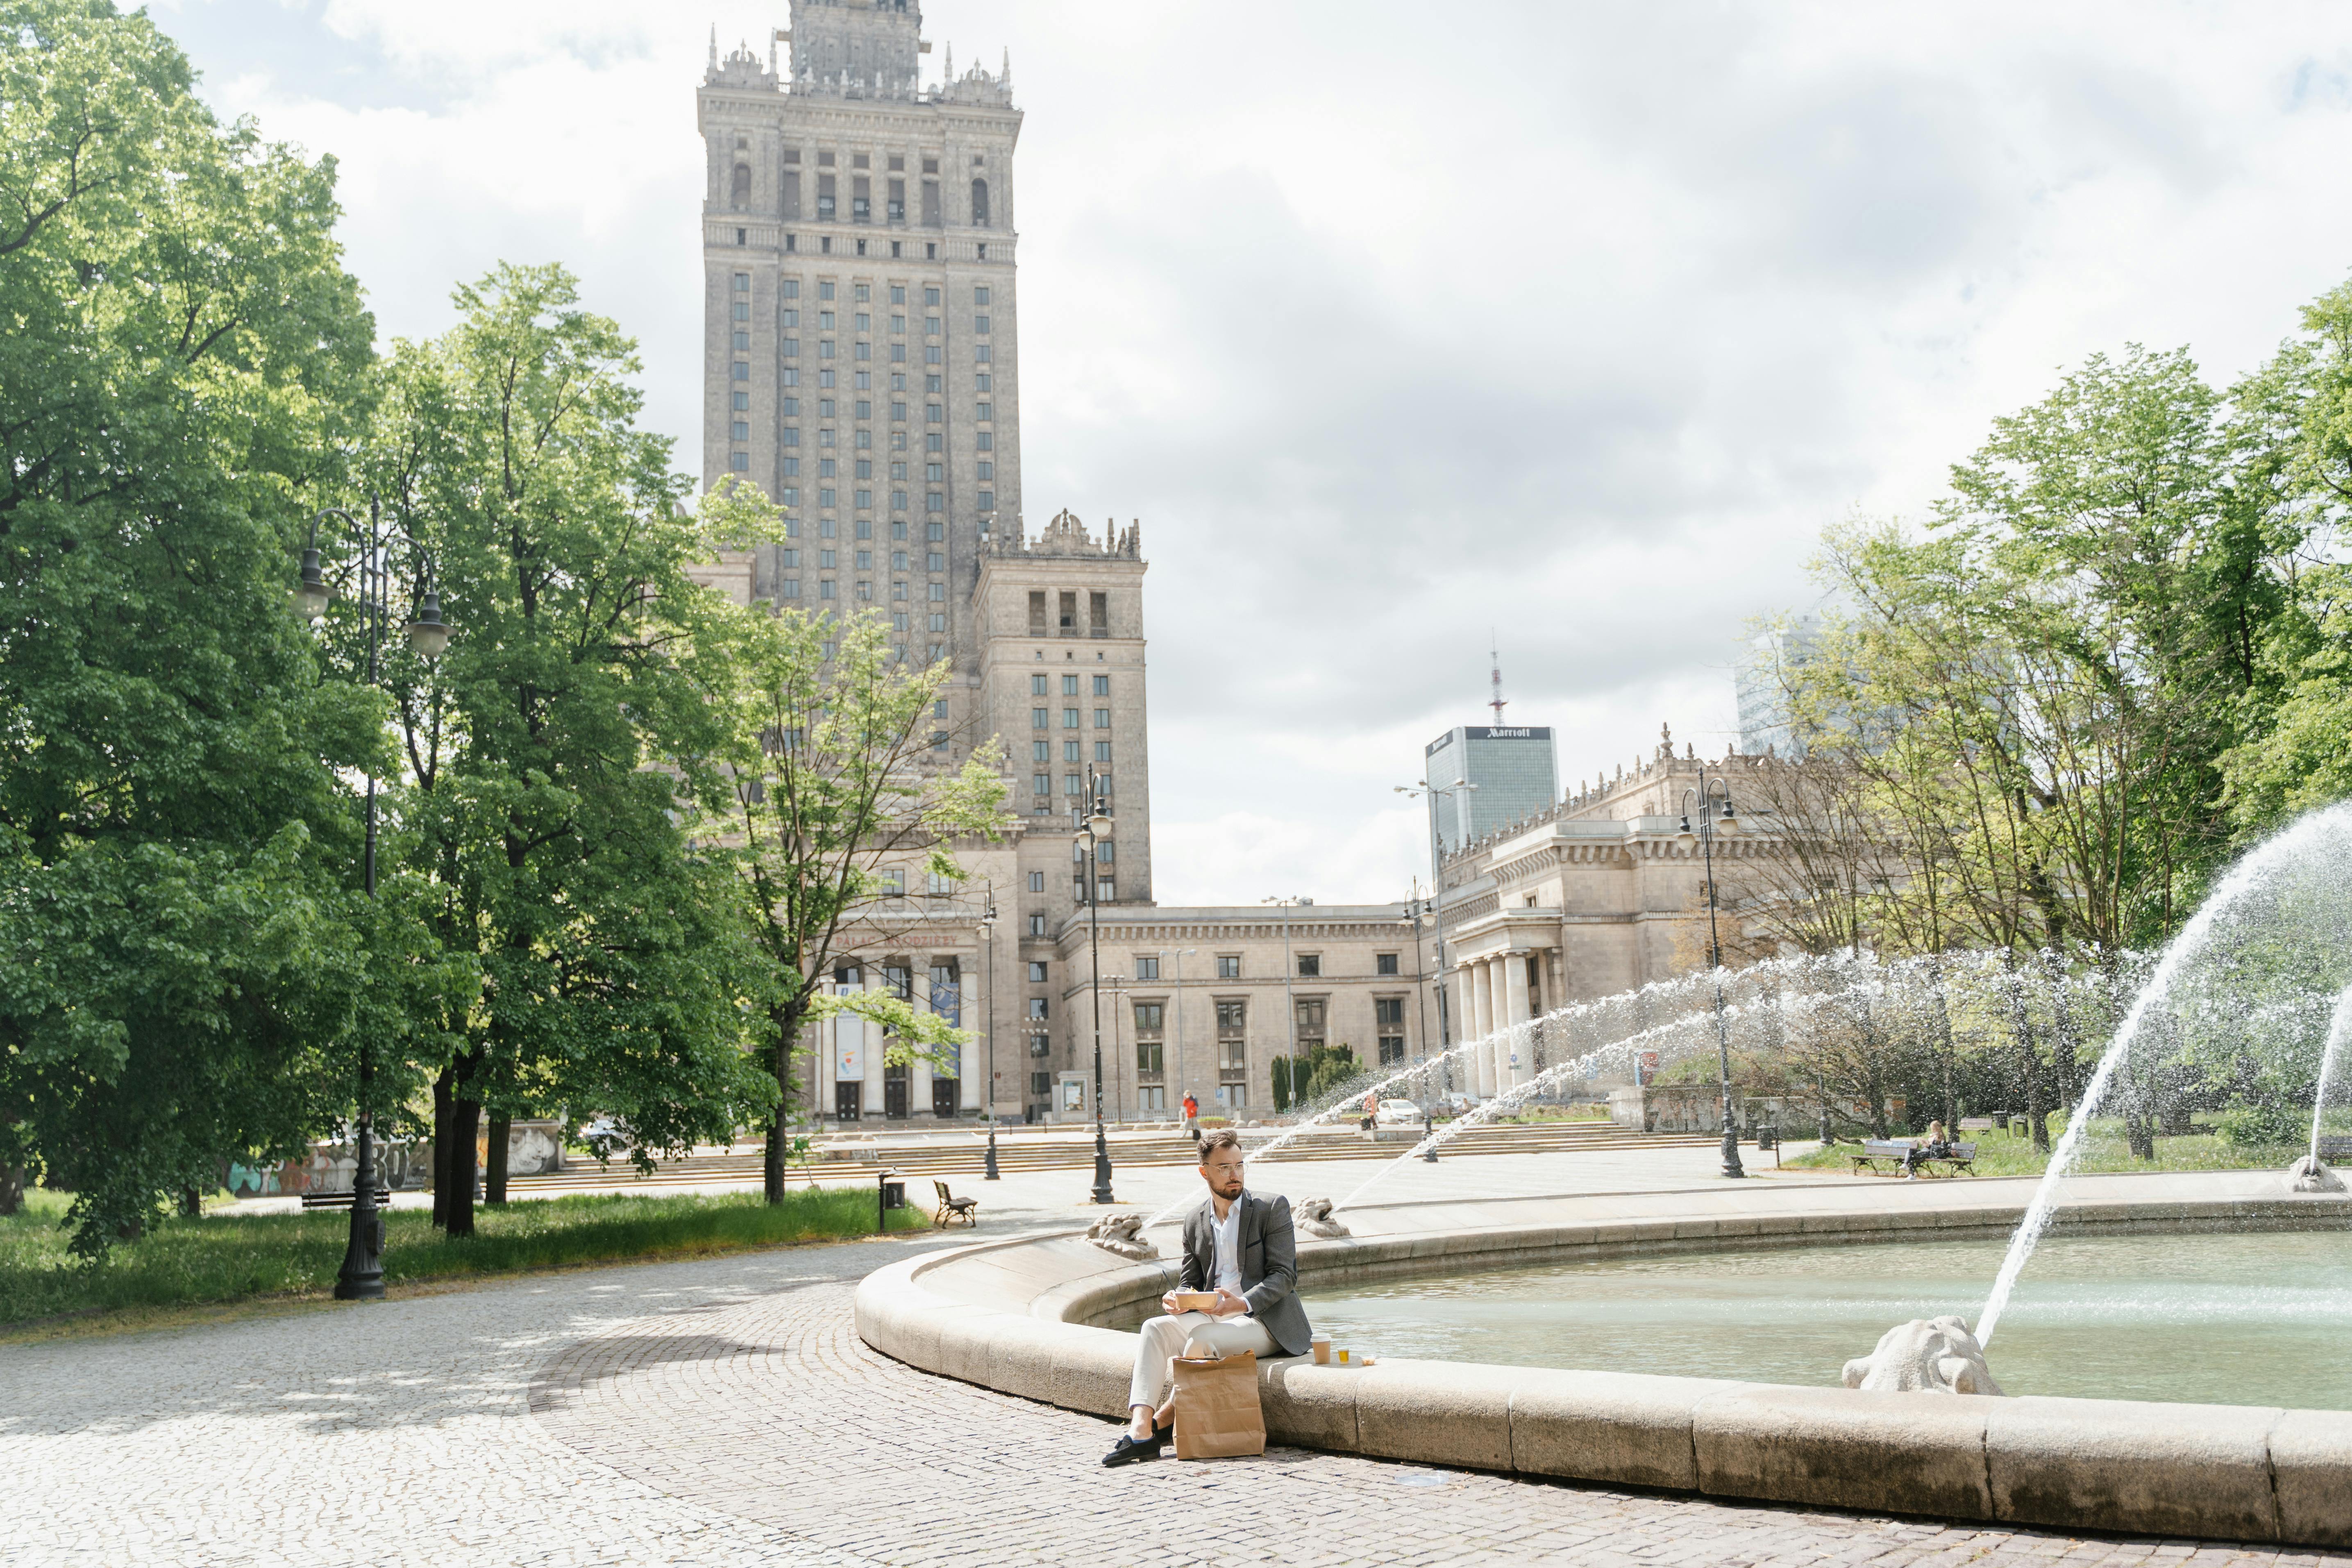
[1488,633,1507,724]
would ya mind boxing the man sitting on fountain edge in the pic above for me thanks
[1102,1129,1313,1466]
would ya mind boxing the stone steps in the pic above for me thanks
[503,1122,1719,1192]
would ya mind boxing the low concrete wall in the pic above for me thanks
[854,1173,2352,1547]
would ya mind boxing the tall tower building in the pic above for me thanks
[697,9,1166,1126]
[699,2,1021,678]
[1422,725,1559,866]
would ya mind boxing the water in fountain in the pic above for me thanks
[1975,802,2352,1350]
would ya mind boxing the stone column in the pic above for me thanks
[1471,960,1498,1098]
[910,968,934,1118]
[857,983,884,1121]
[1446,965,1474,1093]
[1458,950,1477,1100]
[1488,962,1510,1094]
[1504,951,1533,1088]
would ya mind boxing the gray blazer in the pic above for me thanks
[1179,1191,1312,1357]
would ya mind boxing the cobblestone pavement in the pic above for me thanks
[8,1205,2347,1567]
[534,1273,2350,1568]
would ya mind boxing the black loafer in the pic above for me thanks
[1102,1431,1166,1467]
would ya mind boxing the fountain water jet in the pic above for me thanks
[1334,1005,1748,1210]
[1974,801,2352,1350]
[1140,955,1835,1229]
[2291,985,2352,1192]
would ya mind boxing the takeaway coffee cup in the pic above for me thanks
[1310,1334,1330,1365]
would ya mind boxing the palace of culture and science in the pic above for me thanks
[692,1,1750,1130]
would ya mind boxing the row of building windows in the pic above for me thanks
[733,276,990,308]
[730,166,992,230]
[774,579,951,604]
[1032,673,1112,696]
[1032,740,1113,763]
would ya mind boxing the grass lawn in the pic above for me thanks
[0,1185,931,1335]
[1784,1117,2310,1180]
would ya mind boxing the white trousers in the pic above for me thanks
[1127,1312,1275,1411]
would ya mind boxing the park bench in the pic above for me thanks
[2316,1135,2352,1163]
[1851,1138,1977,1177]
[932,1180,978,1228]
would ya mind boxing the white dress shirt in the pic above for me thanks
[1209,1192,1245,1299]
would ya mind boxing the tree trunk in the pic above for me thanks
[446,1095,482,1238]
[430,1065,455,1229]
[1,1164,26,1216]
[484,1113,510,1206]
[763,1026,792,1205]
[2004,957,2050,1152]
[179,1185,202,1219]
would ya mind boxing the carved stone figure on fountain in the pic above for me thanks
[2287,1153,2345,1193]
[1087,1212,1158,1260]
[1841,1315,2005,1396]
[1294,1198,1350,1238]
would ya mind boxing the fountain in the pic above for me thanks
[1974,802,2352,1349]
[858,817,2352,1542]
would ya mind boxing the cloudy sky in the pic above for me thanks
[159,0,2352,905]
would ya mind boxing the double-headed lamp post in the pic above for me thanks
[1678,772,1743,1180]
[979,889,999,1181]
[1400,882,1442,1162]
[292,498,450,1300]
[1081,767,1115,1204]
[1394,778,1476,1098]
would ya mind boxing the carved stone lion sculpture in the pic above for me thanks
[1294,1197,1351,1239]
[2288,1153,2346,1193]
[1085,1212,1157,1260]
[1841,1315,2004,1396]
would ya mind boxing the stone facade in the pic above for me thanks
[1042,903,1441,1125]
[1437,725,1777,1098]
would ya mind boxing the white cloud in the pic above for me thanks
[155,0,2352,906]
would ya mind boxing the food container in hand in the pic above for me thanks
[1171,1291,1219,1313]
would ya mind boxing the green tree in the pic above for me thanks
[2222,275,2352,832]
[362,265,772,1237]
[700,559,1006,1204]
[0,1,387,1253]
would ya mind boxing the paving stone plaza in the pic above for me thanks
[8,1148,2347,1568]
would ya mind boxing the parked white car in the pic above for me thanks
[1374,1098,1425,1126]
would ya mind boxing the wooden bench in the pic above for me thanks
[2316,1135,2352,1163]
[932,1180,978,1228]
[1850,1139,1977,1177]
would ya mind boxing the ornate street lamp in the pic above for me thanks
[979,890,999,1181]
[1262,895,1303,1113]
[1081,767,1114,1204]
[1679,772,1743,1179]
[1400,882,1442,1162]
[292,499,450,1298]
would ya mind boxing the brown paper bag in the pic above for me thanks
[1170,1349,1264,1459]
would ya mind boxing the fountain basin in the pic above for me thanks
[854,1170,2352,1545]
[1298,1230,2352,1409]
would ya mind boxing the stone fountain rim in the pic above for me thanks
[857,1169,2352,1548]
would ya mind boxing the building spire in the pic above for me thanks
[1488,632,1507,724]
[708,25,718,70]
